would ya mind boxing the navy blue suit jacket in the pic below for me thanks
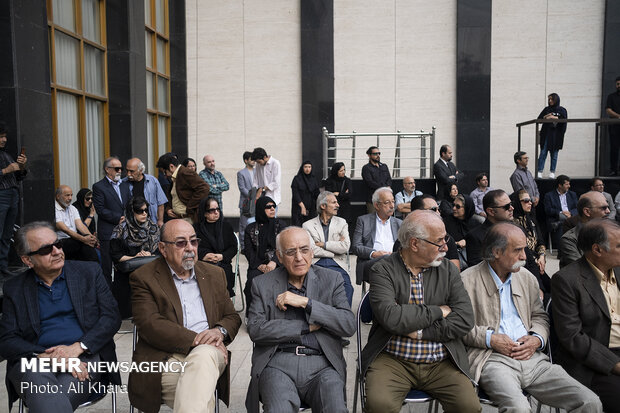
[543,189,578,223]
[0,261,121,407]
[92,177,131,240]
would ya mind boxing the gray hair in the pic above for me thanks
[372,187,393,204]
[482,223,521,261]
[137,161,146,173]
[275,226,312,254]
[397,211,432,247]
[54,186,65,197]
[15,221,56,256]
[316,191,334,214]
[102,156,120,173]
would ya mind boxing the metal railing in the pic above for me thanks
[321,127,436,179]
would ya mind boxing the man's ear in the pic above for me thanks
[158,242,166,257]
[21,255,32,268]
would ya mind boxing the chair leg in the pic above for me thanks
[18,398,24,413]
[112,391,117,413]
[353,372,359,413]
[237,270,245,313]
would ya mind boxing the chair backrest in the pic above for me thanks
[356,292,371,408]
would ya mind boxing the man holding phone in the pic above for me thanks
[0,123,27,275]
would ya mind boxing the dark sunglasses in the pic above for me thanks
[84,196,92,201]
[520,198,532,204]
[28,240,63,256]
[206,207,221,213]
[371,152,381,156]
[106,166,123,172]
[426,206,439,212]
[453,204,463,209]
[161,238,200,248]
[491,202,513,211]
[133,207,148,214]
[264,204,276,210]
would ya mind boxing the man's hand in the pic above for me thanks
[300,204,307,216]
[44,342,84,360]
[533,197,539,207]
[370,250,390,259]
[16,154,27,168]
[511,335,541,360]
[265,261,276,272]
[82,234,97,247]
[215,342,229,364]
[407,331,419,340]
[490,333,518,357]
[439,305,452,318]
[136,250,152,257]
[276,291,309,311]
[479,211,487,218]
[4,162,20,174]
[309,324,321,332]
[456,239,466,248]
[157,219,164,227]
[256,187,263,200]
[203,253,222,263]
[613,361,620,375]
[167,210,179,218]
[194,328,224,347]
[315,241,324,248]
[118,216,126,225]
[561,211,571,218]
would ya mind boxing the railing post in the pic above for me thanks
[394,130,401,178]
[595,122,600,176]
[517,126,521,151]
[322,127,329,179]
[430,126,436,178]
[351,132,356,178]
[534,122,540,173]
[420,132,427,178]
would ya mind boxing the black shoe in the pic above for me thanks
[341,339,350,347]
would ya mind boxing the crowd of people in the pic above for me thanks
[0,134,619,413]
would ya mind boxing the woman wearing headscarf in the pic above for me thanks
[439,183,459,219]
[537,92,567,178]
[243,196,287,317]
[194,197,238,297]
[290,161,320,226]
[110,196,160,318]
[73,188,96,234]
[323,162,353,225]
[443,194,477,269]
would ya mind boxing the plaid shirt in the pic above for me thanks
[199,169,229,208]
[384,269,447,363]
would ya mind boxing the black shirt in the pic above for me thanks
[131,177,145,199]
[361,162,392,202]
[607,91,620,134]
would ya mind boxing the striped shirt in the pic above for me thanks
[384,269,447,363]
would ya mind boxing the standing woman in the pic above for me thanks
[194,197,238,297]
[181,157,197,172]
[73,188,97,234]
[323,162,353,226]
[290,161,320,226]
[537,93,567,179]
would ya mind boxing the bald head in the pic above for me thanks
[578,191,609,220]
[203,155,215,172]
[275,227,314,279]
[126,157,145,181]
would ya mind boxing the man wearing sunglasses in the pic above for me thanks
[129,219,241,413]
[0,221,121,412]
[363,210,480,413]
[362,146,392,213]
[92,156,132,285]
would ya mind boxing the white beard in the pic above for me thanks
[428,252,447,267]
[511,260,527,271]
[182,251,196,270]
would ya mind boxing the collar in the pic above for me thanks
[171,166,180,180]
[320,215,332,226]
[488,262,513,289]
[35,269,65,287]
[168,264,196,281]
[106,176,120,186]
[375,213,391,225]
[442,158,449,166]
[518,165,527,171]
[54,200,67,211]
[585,257,616,284]
[202,168,216,175]
[557,189,566,196]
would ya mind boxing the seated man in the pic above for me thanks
[559,191,610,268]
[394,176,422,219]
[0,221,121,412]
[552,219,620,413]
[543,174,578,247]
[129,219,241,413]
[246,227,355,412]
[461,222,602,412]
[362,210,480,413]
[55,185,99,262]
[303,191,353,305]
[353,187,402,285]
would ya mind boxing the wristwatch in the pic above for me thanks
[217,326,228,339]
[417,329,423,340]
[80,342,89,352]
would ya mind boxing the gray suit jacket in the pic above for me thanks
[237,167,254,210]
[352,213,402,284]
[245,265,356,412]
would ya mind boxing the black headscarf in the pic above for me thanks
[255,196,278,255]
[294,161,319,193]
[510,191,539,236]
[195,197,224,251]
[111,196,160,253]
[73,188,92,221]
[461,195,476,222]
[330,162,345,182]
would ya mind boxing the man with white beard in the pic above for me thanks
[362,210,480,413]
[461,223,602,412]
[129,219,241,413]
[92,156,131,285]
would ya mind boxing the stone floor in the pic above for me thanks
[0,253,560,412]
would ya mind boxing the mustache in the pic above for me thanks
[511,260,527,271]
[183,252,195,260]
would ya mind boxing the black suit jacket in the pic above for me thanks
[543,190,578,224]
[92,177,131,240]
[433,159,459,199]
[0,261,121,409]
[551,257,620,386]
[464,219,493,267]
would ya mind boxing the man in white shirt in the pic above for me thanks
[251,147,281,208]
[394,176,423,219]
[55,185,99,262]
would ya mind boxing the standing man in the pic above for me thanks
[433,144,461,200]
[129,219,241,413]
[362,211,480,413]
[237,151,255,250]
[156,152,210,224]
[92,156,131,284]
[605,76,620,175]
[469,173,493,223]
[245,227,355,412]
[54,185,99,262]
[361,146,392,213]
[0,123,27,275]
[394,176,422,219]
[199,154,230,211]
[552,219,620,413]
[123,157,167,226]
[510,151,540,207]
[461,223,601,412]
[590,177,615,220]
[251,147,281,208]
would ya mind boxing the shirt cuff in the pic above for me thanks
[531,333,544,349]
[485,330,493,348]
[369,250,375,259]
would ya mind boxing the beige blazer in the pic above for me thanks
[303,215,350,271]
[461,261,549,382]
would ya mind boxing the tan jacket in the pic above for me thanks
[461,261,549,382]
[302,215,350,271]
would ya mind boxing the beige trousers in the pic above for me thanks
[161,344,227,413]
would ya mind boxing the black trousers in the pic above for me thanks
[59,238,99,263]
[590,347,620,413]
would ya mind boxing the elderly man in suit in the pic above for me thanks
[552,219,620,413]
[92,156,131,284]
[433,144,462,200]
[462,222,601,412]
[237,151,255,250]
[246,227,356,412]
[0,221,121,413]
[129,219,241,413]
[353,187,402,286]
[303,191,353,305]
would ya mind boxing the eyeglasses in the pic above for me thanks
[84,196,92,201]
[264,204,276,210]
[491,202,513,211]
[161,238,200,248]
[283,246,312,257]
[453,204,463,210]
[425,206,439,212]
[206,207,221,213]
[591,205,610,211]
[418,234,451,249]
[27,240,63,256]
[371,152,381,156]
[133,207,148,214]
[520,198,532,204]
[107,166,123,172]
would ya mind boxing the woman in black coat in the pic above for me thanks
[73,188,96,234]
[439,183,459,219]
[323,162,353,225]
[194,197,238,297]
[537,92,567,177]
[290,161,320,226]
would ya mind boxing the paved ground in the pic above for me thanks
[0,253,560,412]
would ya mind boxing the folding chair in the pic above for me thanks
[18,379,116,413]
[352,291,437,413]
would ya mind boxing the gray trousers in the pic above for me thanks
[8,354,102,413]
[479,352,602,413]
[259,351,347,413]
